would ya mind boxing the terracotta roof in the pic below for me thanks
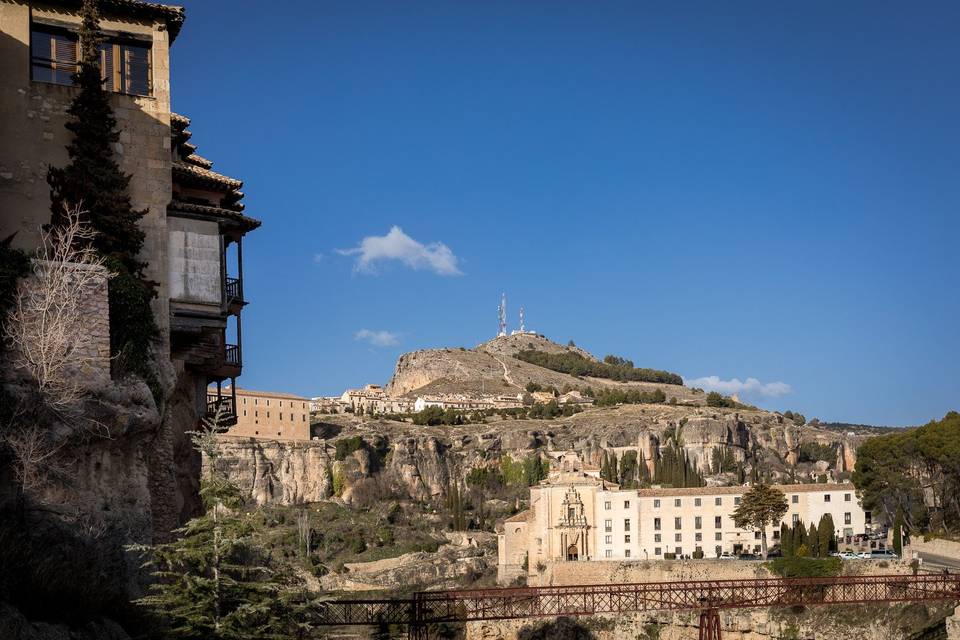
[170,112,190,128]
[168,200,260,231]
[223,386,310,401]
[173,160,242,190]
[185,153,213,169]
[44,1,185,42]
[634,482,856,498]
[505,510,531,523]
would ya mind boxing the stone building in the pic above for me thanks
[0,0,259,532]
[498,455,871,584]
[224,388,311,441]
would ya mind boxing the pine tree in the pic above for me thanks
[130,412,320,639]
[610,452,619,484]
[46,0,158,383]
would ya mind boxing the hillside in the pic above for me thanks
[386,334,703,403]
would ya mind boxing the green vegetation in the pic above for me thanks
[798,442,835,463]
[706,391,736,408]
[710,447,738,474]
[593,388,666,407]
[766,556,842,578]
[654,442,704,488]
[334,435,365,460]
[852,411,960,534]
[731,483,788,559]
[45,0,159,394]
[514,349,683,385]
[780,515,836,558]
[782,410,807,426]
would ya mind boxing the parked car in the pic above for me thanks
[870,550,898,559]
[738,553,759,560]
[838,551,860,560]
[718,552,736,560]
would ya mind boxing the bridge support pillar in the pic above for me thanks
[699,608,722,640]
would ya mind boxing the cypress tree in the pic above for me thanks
[817,514,835,557]
[781,523,793,557]
[807,522,820,558]
[46,0,158,385]
[610,452,619,484]
[893,507,904,556]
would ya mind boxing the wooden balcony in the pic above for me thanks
[225,276,245,313]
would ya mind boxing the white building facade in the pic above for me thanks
[498,466,871,583]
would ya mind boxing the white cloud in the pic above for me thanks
[354,329,400,347]
[337,226,463,276]
[684,375,792,398]
[312,252,324,264]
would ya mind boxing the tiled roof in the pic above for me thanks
[224,387,310,401]
[168,200,260,230]
[46,1,185,42]
[170,112,190,128]
[634,482,856,498]
[173,160,242,190]
[185,153,213,169]
[505,510,531,523]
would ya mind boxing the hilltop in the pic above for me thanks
[386,333,704,403]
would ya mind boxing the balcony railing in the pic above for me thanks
[205,395,237,427]
[225,344,241,367]
[226,277,244,305]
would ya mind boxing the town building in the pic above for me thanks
[498,453,871,584]
[0,0,258,429]
[310,396,346,414]
[224,388,311,441]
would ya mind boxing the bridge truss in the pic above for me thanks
[318,573,960,639]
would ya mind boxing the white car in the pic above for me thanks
[838,551,860,560]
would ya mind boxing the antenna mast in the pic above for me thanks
[519,306,525,333]
[498,293,507,337]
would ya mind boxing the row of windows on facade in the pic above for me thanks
[31,25,151,96]
[604,511,854,533]
[242,410,307,422]
[242,398,308,409]
[625,493,854,511]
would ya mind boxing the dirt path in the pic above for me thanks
[494,356,522,390]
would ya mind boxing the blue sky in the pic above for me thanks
[170,1,959,427]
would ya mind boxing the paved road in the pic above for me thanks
[916,552,960,572]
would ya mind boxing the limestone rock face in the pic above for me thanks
[214,438,333,505]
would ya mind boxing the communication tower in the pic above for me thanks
[497,293,507,337]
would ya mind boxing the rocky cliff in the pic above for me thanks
[213,404,865,509]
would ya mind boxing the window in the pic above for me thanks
[279,413,283,421]
[715,497,722,506]
[625,549,631,558]
[675,546,682,555]
[792,513,799,525]
[674,517,682,529]
[824,494,831,503]
[267,400,270,406]
[624,500,630,508]
[654,518,661,531]
[695,516,702,530]
[773,530,780,539]
[31,26,76,86]
[792,495,798,504]
[624,535,631,544]
[605,501,611,510]
[624,518,631,531]
[845,493,851,502]
[266,412,270,418]
[290,413,293,420]
[605,549,612,558]
[714,516,722,528]
[844,512,852,525]
[674,498,682,507]
[695,498,702,507]
[255,411,258,417]
[734,497,741,505]
[605,535,612,544]
[754,531,761,539]
[715,532,722,541]
[654,534,661,543]
[675,533,682,542]
[243,410,246,416]
[695,533,702,542]
[604,519,612,533]
[303,415,306,422]
[655,547,662,556]
[654,499,661,508]
[254,399,258,405]
[280,401,283,408]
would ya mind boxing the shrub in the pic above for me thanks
[706,392,737,408]
[349,537,367,554]
[692,549,704,559]
[334,436,365,461]
[766,556,841,578]
[663,552,676,560]
[514,349,683,385]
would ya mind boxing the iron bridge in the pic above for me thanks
[316,573,960,639]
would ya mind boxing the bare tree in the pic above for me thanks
[4,205,109,411]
